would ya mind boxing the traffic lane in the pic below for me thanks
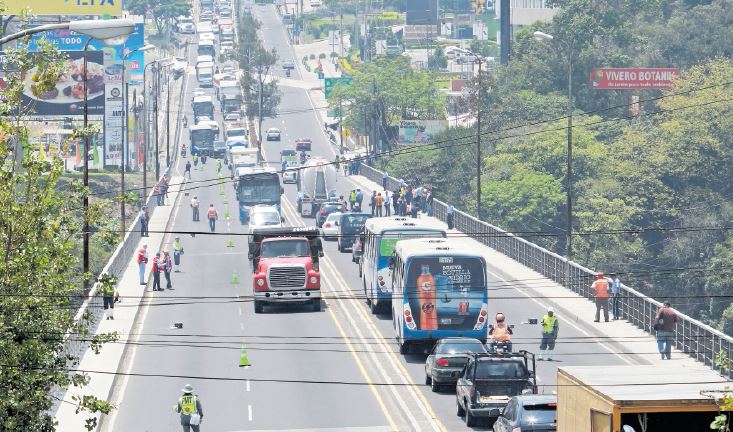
[253,5,301,81]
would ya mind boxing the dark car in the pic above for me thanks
[425,337,487,392]
[295,138,312,152]
[316,202,346,227]
[337,212,371,252]
[456,351,537,427]
[212,140,227,159]
[493,395,557,432]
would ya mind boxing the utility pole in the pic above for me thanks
[476,58,483,221]
[153,62,160,180]
[257,67,264,150]
[371,78,377,162]
[338,98,344,154]
[166,69,171,168]
[121,62,128,239]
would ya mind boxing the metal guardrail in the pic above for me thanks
[360,163,733,377]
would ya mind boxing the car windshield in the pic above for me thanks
[475,361,528,379]
[261,240,310,257]
[521,404,557,424]
[437,340,485,354]
[252,211,280,226]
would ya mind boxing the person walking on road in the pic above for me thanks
[356,188,364,210]
[447,204,455,229]
[98,273,118,321]
[610,273,621,320]
[207,204,218,232]
[173,237,184,272]
[384,191,391,216]
[174,384,203,432]
[369,191,377,216]
[190,195,200,221]
[185,161,192,179]
[163,250,173,289]
[591,272,610,322]
[538,307,559,360]
[151,252,163,291]
[654,301,677,360]
[375,192,384,217]
[348,190,357,211]
[138,206,149,237]
[137,245,149,285]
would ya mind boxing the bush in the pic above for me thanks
[318,53,326,59]
[309,53,316,60]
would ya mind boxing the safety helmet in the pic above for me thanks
[495,312,506,323]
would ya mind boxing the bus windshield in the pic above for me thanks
[193,101,214,118]
[238,176,280,203]
[191,129,215,147]
[379,231,444,257]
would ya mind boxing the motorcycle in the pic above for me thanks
[487,324,514,353]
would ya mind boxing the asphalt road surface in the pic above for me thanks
[104,4,632,431]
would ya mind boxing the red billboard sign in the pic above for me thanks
[591,68,679,90]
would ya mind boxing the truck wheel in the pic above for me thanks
[465,406,476,427]
[254,301,264,314]
[456,398,465,417]
[312,299,322,312]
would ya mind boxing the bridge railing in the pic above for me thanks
[359,163,733,377]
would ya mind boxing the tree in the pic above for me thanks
[126,0,191,36]
[428,47,447,70]
[0,41,116,430]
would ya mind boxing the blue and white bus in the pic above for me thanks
[391,238,489,354]
[361,217,446,315]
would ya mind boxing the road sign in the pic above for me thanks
[323,77,352,99]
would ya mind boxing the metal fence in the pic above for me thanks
[360,163,733,376]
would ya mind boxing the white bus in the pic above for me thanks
[391,238,489,354]
[361,217,446,314]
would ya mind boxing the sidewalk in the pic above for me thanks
[345,173,705,370]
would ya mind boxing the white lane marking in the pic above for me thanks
[240,322,245,330]
[246,380,251,392]
[248,405,253,421]
[238,306,243,317]
[487,269,635,366]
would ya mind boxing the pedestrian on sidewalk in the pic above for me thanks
[152,252,163,291]
[173,237,184,272]
[538,307,559,360]
[161,177,169,205]
[392,190,399,215]
[370,190,376,216]
[611,273,621,320]
[654,301,677,360]
[447,204,455,229]
[591,272,610,322]
[207,204,218,232]
[137,245,149,285]
[190,195,200,221]
[138,205,149,237]
[98,273,118,321]
[384,191,391,216]
[163,250,173,289]
[382,171,388,190]
[154,182,163,206]
[173,384,203,432]
[185,161,192,179]
[375,193,384,217]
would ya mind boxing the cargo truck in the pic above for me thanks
[296,157,337,217]
[557,364,730,432]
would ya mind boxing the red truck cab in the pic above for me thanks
[248,227,323,313]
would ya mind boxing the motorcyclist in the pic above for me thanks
[488,312,513,353]
[299,151,307,164]
[181,144,187,157]
[183,116,188,128]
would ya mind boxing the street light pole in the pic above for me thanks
[476,56,483,221]
[83,37,92,292]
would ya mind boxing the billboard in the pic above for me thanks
[0,51,105,117]
[398,120,448,145]
[104,63,124,166]
[406,0,438,25]
[27,24,146,78]
[591,68,679,90]
[4,0,122,16]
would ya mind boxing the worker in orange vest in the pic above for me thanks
[207,204,218,232]
[591,272,610,322]
[488,312,513,352]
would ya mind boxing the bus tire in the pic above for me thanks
[254,301,264,314]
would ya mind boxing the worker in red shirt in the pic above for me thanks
[207,204,218,232]
[137,245,148,285]
[591,272,610,322]
[152,252,163,291]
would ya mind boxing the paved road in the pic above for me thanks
[106,4,634,432]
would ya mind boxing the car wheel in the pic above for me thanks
[431,378,440,393]
[254,301,264,314]
[456,398,465,416]
[425,374,431,385]
[465,406,476,427]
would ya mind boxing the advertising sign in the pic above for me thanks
[28,24,146,78]
[0,51,105,117]
[104,63,124,166]
[398,120,447,145]
[591,68,679,90]
[405,256,485,331]
[4,0,122,15]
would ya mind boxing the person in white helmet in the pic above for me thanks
[173,383,203,432]
[539,307,559,360]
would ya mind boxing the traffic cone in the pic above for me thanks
[239,343,251,367]
[227,238,234,248]
[231,272,239,284]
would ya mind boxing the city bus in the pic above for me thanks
[391,238,489,354]
[190,124,216,156]
[361,217,446,315]
[236,166,282,223]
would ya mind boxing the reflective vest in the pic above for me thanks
[492,324,511,341]
[349,192,356,203]
[376,195,384,206]
[593,279,609,298]
[100,282,115,297]
[542,315,557,334]
[179,395,198,415]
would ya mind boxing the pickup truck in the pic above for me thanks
[456,351,537,427]
[248,227,323,313]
